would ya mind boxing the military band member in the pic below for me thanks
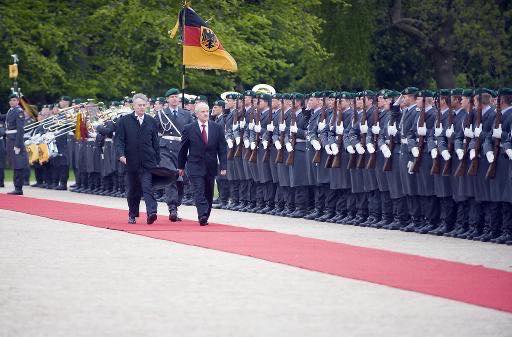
[211,99,231,208]
[5,94,29,194]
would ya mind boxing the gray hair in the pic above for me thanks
[132,93,148,102]
[194,102,209,113]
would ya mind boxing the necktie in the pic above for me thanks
[201,124,208,144]
[172,109,177,118]
[138,116,143,125]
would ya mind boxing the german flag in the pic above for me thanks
[169,6,237,72]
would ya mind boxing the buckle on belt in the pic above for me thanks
[162,135,181,141]
[5,129,17,134]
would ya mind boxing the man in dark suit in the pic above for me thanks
[178,102,228,225]
[115,93,160,224]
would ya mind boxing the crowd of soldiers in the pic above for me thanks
[1,86,511,245]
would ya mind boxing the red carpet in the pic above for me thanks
[1,193,512,313]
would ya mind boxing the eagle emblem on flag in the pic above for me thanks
[200,26,220,52]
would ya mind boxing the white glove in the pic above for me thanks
[474,124,482,138]
[431,148,438,158]
[331,143,339,155]
[411,147,420,158]
[239,120,246,128]
[232,122,239,131]
[469,149,476,160]
[227,139,234,149]
[14,147,21,155]
[441,150,451,161]
[347,145,355,154]
[360,123,368,134]
[336,124,344,135]
[290,124,298,134]
[311,139,321,151]
[407,161,414,174]
[235,136,241,145]
[456,149,464,160]
[380,144,391,158]
[417,125,427,136]
[492,125,502,139]
[464,125,474,138]
[506,148,512,160]
[285,142,293,152]
[254,123,262,133]
[486,151,494,163]
[250,142,256,150]
[279,123,286,132]
[446,125,454,138]
[371,123,380,135]
[325,145,332,155]
[318,121,326,131]
[355,143,365,154]
[434,126,443,137]
[262,140,268,149]
[388,123,398,136]
[266,123,275,132]
[248,121,255,130]
[274,141,282,150]
[243,139,250,148]
[24,140,31,146]
[367,143,376,154]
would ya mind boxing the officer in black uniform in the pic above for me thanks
[5,94,29,194]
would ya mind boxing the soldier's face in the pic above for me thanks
[59,100,70,109]
[327,97,335,108]
[377,96,386,109]
[9,98,19,107]
[226,99,235,109]
[154,101,163,110]
[271,99,280,110]
[167,94,179,107]
[461,97,470,109]
[339,99,348,110]
[355,98,363,110]
[133,98,147,116]
[258,100,268,109]
[211,105,222,116]
[415,97,424,107]
[284,99,292,109]
[244,96,251,106]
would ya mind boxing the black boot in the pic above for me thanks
[316,210,335,222]
[401,217,423,232]
[289,208,308,218]
[417,220,438,234]
[304,209,323,220]
[491,230,512,244]
[337,213,355,225]
[430,221,451,236]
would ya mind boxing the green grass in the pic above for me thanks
[3,168,76,182]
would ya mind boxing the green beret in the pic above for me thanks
[310,91,322,98]
[328,91,337,98]
[383,90,400,99]
[402,87,419,95]
[272,93,282,99]
[416,90,434,98]
[462,89,474,97]
[439,89,452,97]
[214,100,225,107]
[183,97,192,104]
[450,88,464,96]
[259,93,272,101]
[155,97,166,103]
[363,90,376,97]
[377,89,388,97]
[475,88,495,96]
[323,90,335,97]
[60,96,72,102]
[282,93,291,100]
[8,93,19,99]
[293,93,305,100]
[196,95,207,101]
[72,98,82,104]
[339,91,351,99]
[243,90,255,97]
[165,88,180,97]
[499,88,512,95]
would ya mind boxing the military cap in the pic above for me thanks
[402,87,419,95]
[310,91,323,98]
[214,100,225,107]
[196,95,207,101]
[323,90,335,97]
[383,90,400,99]
[377,89,388,97]
[182,97,192,104]
[272,93,282,99]
[462,89,474,97]
[328,91,337,98]
[450,88,464,96]
[225,93,237,99]
[438,89,452,97]
[8,93,19,99]
[72,98,82,104]
[155,97,166,103]
[498,88,512,95]
[165,88,180,97]
[281,93,291,100]
[339,91,351,99]
[60,96,72,102]
[259,93,272,101]
[293,93,305,100]
[416,90,435,97]
[363,90,376,97]
[475,88,495,96]
[243,90,255,97]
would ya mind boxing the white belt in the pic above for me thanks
[104,138,113,143]
[6,129,17,134]
[295,139,306,143]
[87,138,95,141]
[401,138,407,144]
[162,135,181,141]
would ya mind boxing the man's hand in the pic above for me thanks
[14,147,20,155]
[279,123,286,132]
[227,139,234,148]
[290,124,298,134]
[119,156,127,164]
[266,123,275,132]
[360,123,368,134]
[220,170,227,176]
[417,125,427,136]
[388,123,398,136]
[411,147,420,158]
[178,169,185,177]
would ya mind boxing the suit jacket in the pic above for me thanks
[178,121,227,177]
[115,113,160,172]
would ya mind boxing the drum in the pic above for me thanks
[38,143,50,164]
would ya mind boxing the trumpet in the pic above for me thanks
[24,105,80,131]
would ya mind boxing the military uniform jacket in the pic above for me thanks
[379,108,405,199]
[5,105,29,170]
[488,106,512,202]
[287,108,310,187]
[327,107,353,190]
[429,108,452,197]
[399,105,419,196]
[0,114,6,168]
[306,107,324,185]
[214,113,229,180]
[250,107,272,183]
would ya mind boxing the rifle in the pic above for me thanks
[410,96,426,173]
[430,93,442,175]
[383,99,399,171]
[244,99,255,161]
[485,95,501,179]
[347,96,358,169]
[366,96,379,169]
[467,92,483,176]
[275,98,286,164]
[312,98,327,165]
[262,99,274,163]
[356,94,368,169]
[227,98,239,160]
[441,97,455,176]
[331,97,344,168]
[325,97,338,168]
[233,97,244,158]
[286,99,297,166]
[248,98,260,163]
[454,97,474,176]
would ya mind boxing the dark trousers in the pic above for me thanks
[190,174,215,219]
[325,188,338,211]
[393,196,409,221]
[355,192,368,217]
[54,165,69,186]
[0,168,4,184]
[14,169,24,190]
[380,191,393,219]
[263,181,276,205]
[314,184,329,210]
[34,164,45,184]
[407,196,421,218]
[502,202,512,232]
[230,179,240,203]
[439,197,456,224]
[367,190,382,217]
[23,167,30,184]
[335,189,349,215]
[165,176,182,208]
[216,178,230,203]
[126,169,157,217]
[294,186,309,210]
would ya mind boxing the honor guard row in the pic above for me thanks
[2,86,511,244]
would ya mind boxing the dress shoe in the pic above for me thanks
[147,213,157,224]
[7,190,23,195]
[0,182,4,187]
[304,210,323,220]
[199,216,209,226]
[69,183,77,188]
[55,185,67,190]
[30,183,41,187]
[128,216,136,224]
[491,232,512,244]
[169,209,181,222]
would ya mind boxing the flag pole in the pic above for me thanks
[181,2,186,110]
